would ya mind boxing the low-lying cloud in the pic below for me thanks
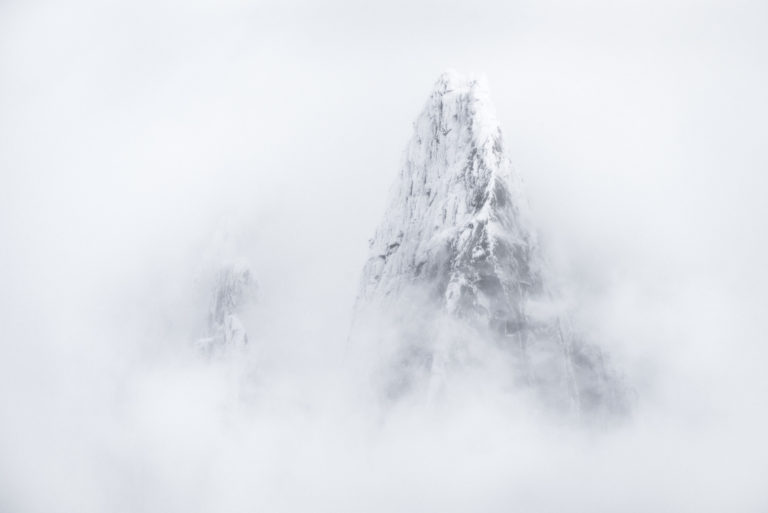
[1,0,767,511]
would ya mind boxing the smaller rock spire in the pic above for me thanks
[196,262,257,355]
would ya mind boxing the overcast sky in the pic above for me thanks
[1,0,767,511]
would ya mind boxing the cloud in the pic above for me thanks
[1,0,767,511]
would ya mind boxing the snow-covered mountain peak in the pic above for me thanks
[431,69,484,96]
[358,71,535,322]
[422,70,503,176]
[353,72,627,414]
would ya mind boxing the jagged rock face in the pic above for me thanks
[197,263,256,354]
[354,71,626,414]
[358,70,539,331]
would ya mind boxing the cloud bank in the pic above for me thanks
[1,0,767,511]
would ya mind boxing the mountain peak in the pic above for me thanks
[356,71,535,331]
[352,72,627,414]
[432,69,487,97]
[419,71,504,184]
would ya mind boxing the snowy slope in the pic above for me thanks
[354,71,626,414]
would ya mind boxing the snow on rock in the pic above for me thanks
[196,261,257,355]
[353,70,627,415]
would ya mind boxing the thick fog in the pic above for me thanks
[1,0,767,511]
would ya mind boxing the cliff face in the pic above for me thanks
[354,71,626,414]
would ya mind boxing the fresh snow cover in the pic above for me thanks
[354,70,627,415]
